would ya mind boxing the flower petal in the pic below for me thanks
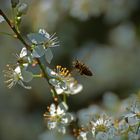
[50,104,56,116]
[0,15,5,23]
[46,67,57,77]
[14,66,21,74]
[55,87,64,95]
[39,29,50,39]
[32,45,45,58]
[45,48,53,64]
[21,68,33,82]
[47,121,57,130]
[27,33,47,44]
[18,80,32,89]
[20,47,27,58]
[49,79,61,87]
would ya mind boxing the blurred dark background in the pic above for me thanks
[0,0,140,140]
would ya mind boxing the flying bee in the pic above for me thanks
[72,59,93,76]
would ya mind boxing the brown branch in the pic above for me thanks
[0,8,79,139]
[0,8,59,102]
[0,9,31,50]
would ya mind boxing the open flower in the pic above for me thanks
[39,29,59,63]
[90,114,112,133]
[39,29,59,48]
[27,29,59,63]
[75,114,113,140]
[46,65,83,95]
[44,102,74,134]
[15,47,31,67]
[3,65,32,89]
[124,101,140,126]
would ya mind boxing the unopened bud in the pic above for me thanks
[54,97,58,102]
[17,3,28,15]
[13,34,18,38]
[11,0,19,8]
[16,16,21,25]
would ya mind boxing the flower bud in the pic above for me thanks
[17,3,28,15]
[11,0,19,8]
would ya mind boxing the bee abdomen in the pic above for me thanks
[81,67,93,76]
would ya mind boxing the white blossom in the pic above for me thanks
[3,65,32,89]
[46,66,83,95]
[44,102,74,134]
[16,47,31,67]
[90,114,112,133]
[39,29,59,48]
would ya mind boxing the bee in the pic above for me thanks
[72,60,93,76]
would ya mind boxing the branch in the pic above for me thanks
[0,9,59,102]
[0,9,31,50]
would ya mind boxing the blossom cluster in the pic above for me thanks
[44,102,74,134]
[1,1,140,140]
[74,92,140,140]
[46,65,83,95]
[2,27,66,89]
[3,48,33,89]
[3,25,83,99]
[35,0,139,29]
[39,92,140,140]
[2,2,83,135]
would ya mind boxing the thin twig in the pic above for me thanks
[0,9,59,102]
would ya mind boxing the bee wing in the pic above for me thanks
[20,47,27,58]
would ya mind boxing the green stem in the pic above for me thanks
[33,74,42,78]
[12,8,20,33]
[0,9,59,102]
[12,8,15,24]
[136,121,140,134]
[63,93,67,104]
[0,9,31,50]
